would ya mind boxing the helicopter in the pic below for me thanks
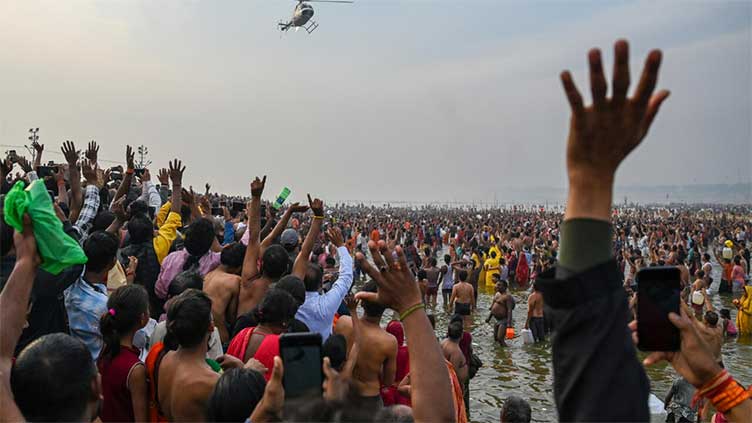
[278,0,353,34]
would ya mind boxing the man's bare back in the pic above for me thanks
[237,276,272,319]
[528,291,544,318]
[452,282,474,306]
[203,269,240,343]
[351,319,397,397]
[158,352,219,422]
[441,339,468,384]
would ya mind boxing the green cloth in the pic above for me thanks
[205,358,223,374]
[558,219,613,273]
[3,180,87,274]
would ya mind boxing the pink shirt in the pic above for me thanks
[155,249,221,299]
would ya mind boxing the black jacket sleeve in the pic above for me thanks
[537,260,649,422]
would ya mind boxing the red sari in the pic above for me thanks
[227,327,279,381]
[515,252,530,289]
[381,321,411,406]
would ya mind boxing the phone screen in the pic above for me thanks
[637,267,680,351]
[36,166,54,178]
[279,333,322,399]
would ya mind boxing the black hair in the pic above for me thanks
[720,308,731,320]
[261,244,289,279]
[167,270,204,298]
[360,280,386,317]
[220,242,246,269]
[253,289,296,326]
[490,251,497,258]
[0,218,13,257]
[325,257,336,267]
[91,210,116,233]
[304,262,324,292]
[705,310,719,326]
[206,368,266,423]
[458,270,468,282]
[99,284,149,361]
[276,275,306,307]
[501,395,532,423]
[165,289,212,349]
[444,254,451,264]
[696,270,705,279]
[83,230,119,273]
[128,214,154,244]
[322,334,347,371]
[128,200,148,218]
[417,269,427,280]
[11,333,97,422]
[182,218,216,271]
[447,321,463,341]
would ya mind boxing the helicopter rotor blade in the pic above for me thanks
[305,1,354,3]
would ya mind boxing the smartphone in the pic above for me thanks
[36,166,55,178]
[278,332,323,399]
[211,207,222,216]
[232,201,245,213]
[134,168,146,177]
[636,266,681,351]
[260,204,267,216]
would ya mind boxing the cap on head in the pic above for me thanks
[281,229,299,247]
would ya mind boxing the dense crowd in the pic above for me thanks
[1,40,750,423]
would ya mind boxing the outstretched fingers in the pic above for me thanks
[633,50,662,108]
[611,39,630,105]
[588,49,608,109]
[560,71,584,119]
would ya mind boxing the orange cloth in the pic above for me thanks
[446,360,468,423]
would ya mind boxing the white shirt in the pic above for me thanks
[296,246,353,341]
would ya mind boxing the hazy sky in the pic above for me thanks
[1,0,750,203]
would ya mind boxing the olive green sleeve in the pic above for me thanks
[557,219,613,273]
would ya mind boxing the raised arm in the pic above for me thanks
[240,176,266,284]
[292,195,324,280]
[32,141,44,170]
[61,141,83,222]
[545,39,670,421]
[168,160,184,215]
[0,216,39,422]
[355,242,454,422]
[260,202,309,252]
[112,145,136,205]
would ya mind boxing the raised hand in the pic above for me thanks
[85,141,99,164]
[54,165,65,184]
[181,188,195,205]
[110,197,127,221]
[168,159,185,186]
[31,141,44,155]
[61,140,80,166]
[0,159,11,180]
[308,194,324,217]
[102,168,112,185]
[125,145,135,170]
[158,168,169,186]
[560,39,669,220]
[327,227,344,248]
[126,256,139,275]
[355,240,423,314]
[205,182,211,195]
[13,214,40,267]
[250,176,266,198]
[16,156,32,173]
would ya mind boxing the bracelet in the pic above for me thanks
[126,169,135,175]
[399,303,425,321]
[692,369,751,413]
[126,271,135,277]
[313,215,325,220]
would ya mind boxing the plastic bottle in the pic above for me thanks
[272,187,291,210]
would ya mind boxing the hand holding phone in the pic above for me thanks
[636,266,681,351]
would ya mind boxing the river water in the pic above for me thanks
[378,261,751,422]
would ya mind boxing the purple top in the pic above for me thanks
[155,249,220,299]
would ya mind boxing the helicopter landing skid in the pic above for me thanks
[303,20,319,34]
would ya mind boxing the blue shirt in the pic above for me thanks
[296,246,353,341]
[64,272,108,361]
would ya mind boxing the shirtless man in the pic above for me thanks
[487,278,513,346]
[203,242,244,344]
[525,282,545,342]
[237,181,309,318]
[449,270,475,330]
[156,289,219,421]
[441,321,468,386]
[423,257,440,307]
[351,280,397,412]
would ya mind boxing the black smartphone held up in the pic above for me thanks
[36,166,55,178]
[211,207,222,216]
[278,332,323,399]
[232,201,245,214]
[134,168,146,177]
[636,266,681,352]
